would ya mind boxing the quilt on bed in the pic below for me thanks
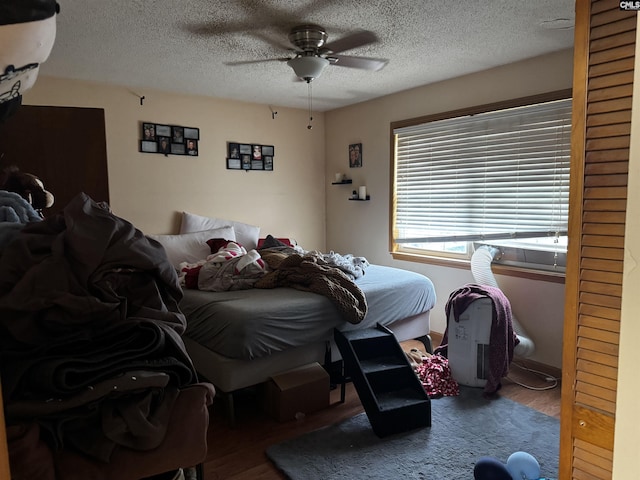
[253,248,368,325]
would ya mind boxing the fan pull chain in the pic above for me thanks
[307,81,313,130]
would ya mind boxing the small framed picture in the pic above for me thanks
[140,140,158,153]
[228,142,240,159]
[172,126,184,143]
[251,159,263,170]
[349,143,362,168]
[156,124,171,137]
[186,139,198,156]
[227,158,242,169]
[262,145,274,156]
[184,127,200,140]
[252,145,262,160]
[264,156,273,171]
[142,123,156,141]
[241,154,251,170]
[171,143,186,155]
[239,144,251,155]
[158,136,171,155]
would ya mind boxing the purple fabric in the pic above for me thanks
[435,284,519,395]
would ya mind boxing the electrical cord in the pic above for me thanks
[505,361,559,391]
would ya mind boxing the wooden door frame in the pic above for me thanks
[560,0,589,476]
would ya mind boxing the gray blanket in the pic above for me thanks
[0,193,197,462]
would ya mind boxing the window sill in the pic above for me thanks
[391,251,566,284]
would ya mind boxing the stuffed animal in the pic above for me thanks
[0,165,54,215]
[474,451,556,480]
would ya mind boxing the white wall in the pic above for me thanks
[324,49,574,368]
[612,17,640,478]
[23,77,328,251]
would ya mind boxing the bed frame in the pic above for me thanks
[183,311,432,422]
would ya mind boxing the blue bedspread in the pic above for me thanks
[181,264,436,360]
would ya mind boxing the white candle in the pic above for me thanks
[359,186,367,200]
[335,173,343,182]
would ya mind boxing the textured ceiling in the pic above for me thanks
[40,0,576,111]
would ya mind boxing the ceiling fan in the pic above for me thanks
[227,24,388,83]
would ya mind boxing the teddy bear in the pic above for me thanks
[0,165,54,216]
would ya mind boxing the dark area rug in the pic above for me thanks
[266,386,559,480]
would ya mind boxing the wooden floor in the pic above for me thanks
[201,342,561,480]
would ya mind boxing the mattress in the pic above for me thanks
[181,265,436,361]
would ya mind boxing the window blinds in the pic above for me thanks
[393,98,572,244]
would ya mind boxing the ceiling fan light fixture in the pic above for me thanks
[287,56,330,82]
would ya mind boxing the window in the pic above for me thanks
[390,91,572,274]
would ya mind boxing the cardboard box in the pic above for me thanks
[264,362,330,422]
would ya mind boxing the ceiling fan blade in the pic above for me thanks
[186,22,293,52]
[224,57,291,66]
[184,20,252,36]
[252,31,296,52]
[321,30,379,54]
[330,55,388,71]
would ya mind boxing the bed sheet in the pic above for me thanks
[181,265,436,360]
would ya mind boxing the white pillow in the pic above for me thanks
[179,211,260,251]
[148,226,236,269]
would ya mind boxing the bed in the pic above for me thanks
[149,212,438,417]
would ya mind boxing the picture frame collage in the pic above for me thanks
[140,122,200,156]
[226,142,274,171]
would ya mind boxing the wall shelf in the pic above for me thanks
[349,196,370,201]
[332,179,353,185]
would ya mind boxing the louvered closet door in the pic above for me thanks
[561,1,635,478]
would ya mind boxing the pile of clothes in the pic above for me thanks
[0,192,214,479]
[406,348,460,398]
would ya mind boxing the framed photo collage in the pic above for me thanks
[140,122,200,156]
[226,142,274,171]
